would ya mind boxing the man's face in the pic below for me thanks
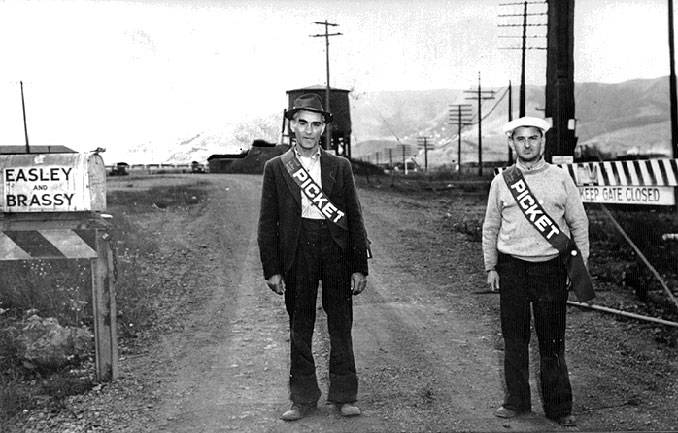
[290,110,325,151]
[510,126,544,163]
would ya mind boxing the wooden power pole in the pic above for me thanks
[448,103,473,174]
[508,80,514,164]
[417,136,431,172]
[20,81,30,153]
[669,0,678,157]
[311,20,342,152]
[498,1,547,117]
[545,0,577,161]
[464,72,495,176]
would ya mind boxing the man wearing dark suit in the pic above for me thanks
[257,93,369,421]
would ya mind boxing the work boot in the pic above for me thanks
[557,414,577,427]
[338,402,361,417]
[280,403,315,421]
[494,406,529,418]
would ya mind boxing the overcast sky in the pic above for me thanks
[0,0,672,156]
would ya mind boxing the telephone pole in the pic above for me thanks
[20,81,30,153]
[545,0,577,161]
[448,103,473,174]
[498,1,547,117]
[398,143,413,175]
[669,0,678,157]
[311,20,342,151]
[508,80,514,164]
[464,72,495,176]
[417,136,432,172]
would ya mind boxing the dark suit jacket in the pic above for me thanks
[257,148,369,280]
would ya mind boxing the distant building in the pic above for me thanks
[207,142,285,174]
[0,145,75,154]
[286,85,352,158]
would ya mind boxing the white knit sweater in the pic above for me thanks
[482,160,589,271]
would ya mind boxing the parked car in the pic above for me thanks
[109,162,129,176]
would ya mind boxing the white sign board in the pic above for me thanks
[578,186,675,205]
[560,159,678,206]
[552,155,574,165]
[1,153,106,212]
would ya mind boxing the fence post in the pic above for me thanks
[91,228,118,381]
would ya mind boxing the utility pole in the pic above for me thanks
[388,148,393,169]
[669,0,678,157]
[498,1,547,117]
[508,80,514,164]
[464,72,495,176]
[20,81,30,153]
[399,143,411,175]
[448,103,473,175]
[311,20,342,152]
[545,0,577,161]
[417,136,431,172]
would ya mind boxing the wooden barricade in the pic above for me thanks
[0,153,118,381]
[496,158,678,206]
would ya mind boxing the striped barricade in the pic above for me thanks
[496,159,678,205]
[1,153,117,381]
[0,229,98,261]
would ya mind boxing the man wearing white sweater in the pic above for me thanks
[482,117,589,428]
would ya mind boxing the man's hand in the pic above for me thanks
[351,272,367,295]
[487,270,500,292]
[266,274,285,295]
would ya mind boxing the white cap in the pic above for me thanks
[502,116,551,136]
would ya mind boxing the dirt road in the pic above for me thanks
[10,173,678,432]
[139,173,558,432]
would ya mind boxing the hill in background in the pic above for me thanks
[351,76,672,167]
[106,76,673,167]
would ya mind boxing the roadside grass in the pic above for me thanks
[106,183,208,339]
[356,168,492,195]
[0,180,209,423]
[0,261,91,326]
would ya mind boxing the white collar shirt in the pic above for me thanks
[294,147,325,219]
[516,157,547,172]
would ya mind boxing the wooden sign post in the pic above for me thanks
[0,153,118,381]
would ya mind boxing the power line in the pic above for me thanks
[417,136,432,172]
[463,86,509,126]
[310,20,342,154]
[464,72,495,176]
[499,0,546,4]
[498,0,547,117]
[449,104,473,172]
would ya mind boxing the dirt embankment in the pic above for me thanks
[6,173,678,433]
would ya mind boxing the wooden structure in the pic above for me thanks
[496,158,678,206]
[545,0,577,161]
[286,85,352,158]
[0,145,75,154]
[0,153,118,381]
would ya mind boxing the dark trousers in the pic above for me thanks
[497,253,573,419]
[283,218,357,405]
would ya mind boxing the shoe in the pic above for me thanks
[494,406,528,418]
[557,414,577,427]
[339,403,361,417]
[281,403,315,421]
